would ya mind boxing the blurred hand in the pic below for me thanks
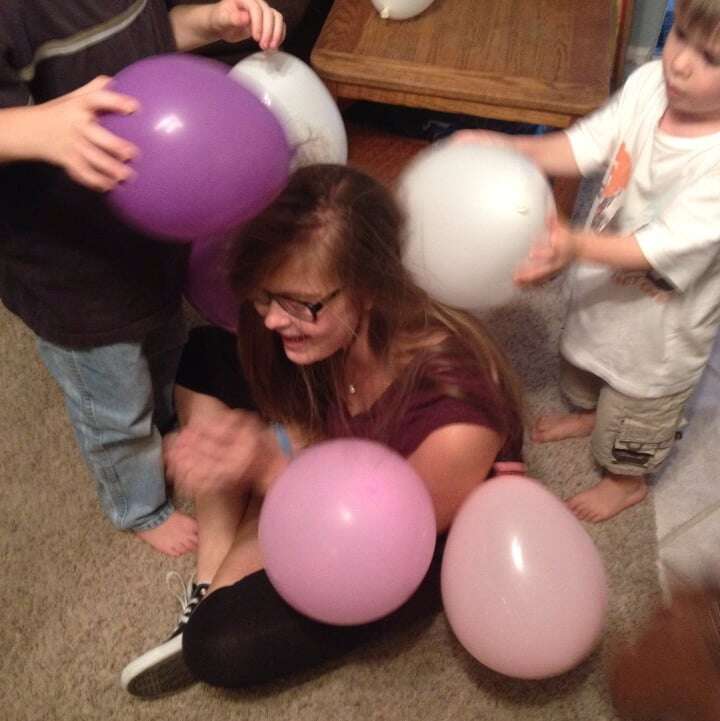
[609,583,720,721]
[513,214,575,287]
[36,76,139,192]
[164,408,273,498]
[209,0,286,49]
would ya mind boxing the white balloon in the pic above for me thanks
[230,51,348,170]
[371,0,435,20]
[397,141,555,310]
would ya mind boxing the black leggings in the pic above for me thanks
[176,326,254,408]
[183,536,446,688]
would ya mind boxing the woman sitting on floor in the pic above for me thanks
[121,163,525,696]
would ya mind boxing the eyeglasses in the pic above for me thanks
[252,288,343,323]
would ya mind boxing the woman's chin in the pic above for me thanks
[282,341,315,365]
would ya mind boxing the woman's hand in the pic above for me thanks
[208,0,286,48]
[164,408,273,498]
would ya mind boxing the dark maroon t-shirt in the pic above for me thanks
[177,327,524,463]
[326,371,523,462]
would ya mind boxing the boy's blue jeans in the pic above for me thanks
[36,312,187,532]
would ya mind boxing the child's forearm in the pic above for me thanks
[515,222,652,287]
[510,131,581,178]
[455,128,581,178]
[0,80,138,190]
[0,106,46,163]
[169,4,244,51]
[573,229,651,271]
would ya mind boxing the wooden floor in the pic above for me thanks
[344,116,577,216]
[345,118,429,187]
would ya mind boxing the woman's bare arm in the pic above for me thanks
[407,423,504,533]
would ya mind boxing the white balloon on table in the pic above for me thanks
[230,51,348,170]
[397,141,555,311]
[371,0,435,20]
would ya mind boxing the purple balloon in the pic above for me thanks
[101,54,290,242]
[259,439,437,625]
[185,234,238,332]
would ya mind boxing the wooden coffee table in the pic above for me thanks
[311,0,622,214]
[311,0,618,129]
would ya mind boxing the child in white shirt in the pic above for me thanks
[458,0,720,522]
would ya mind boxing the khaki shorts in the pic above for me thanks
[559,357,694,476]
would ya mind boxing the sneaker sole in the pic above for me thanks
[121,634,195,698]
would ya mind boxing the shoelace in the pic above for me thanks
[165,571,209,635]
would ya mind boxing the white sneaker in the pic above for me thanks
[121,632,191,697]
[121,574,209,698]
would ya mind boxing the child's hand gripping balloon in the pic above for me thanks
[513,213,575,287]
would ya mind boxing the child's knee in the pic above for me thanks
[559,358,602,410]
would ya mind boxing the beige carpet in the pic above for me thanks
[0,273,661,721]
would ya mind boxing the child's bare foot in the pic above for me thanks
[532,411,596,443]
[567,473,649,523]
[135,511,198,557]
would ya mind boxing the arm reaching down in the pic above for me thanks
[169,0,286,51]
[408,423,504,533]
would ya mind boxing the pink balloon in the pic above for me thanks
[185,234,238,333]
[259,439,437,625]
[441,475,608,679]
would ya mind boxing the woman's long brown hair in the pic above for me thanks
[226,164,524,447]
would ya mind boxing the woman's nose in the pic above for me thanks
[263,300,292,330]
